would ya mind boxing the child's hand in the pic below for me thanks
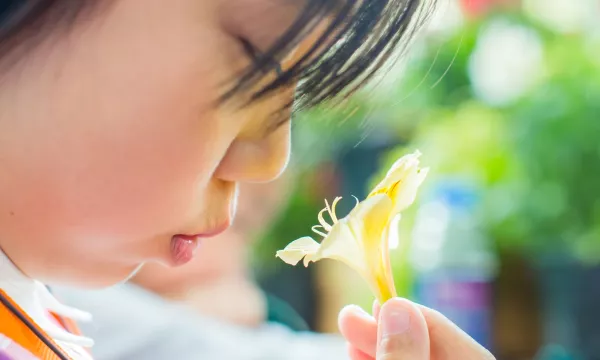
[338,298,496,360]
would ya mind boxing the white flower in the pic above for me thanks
[276,151,428,303]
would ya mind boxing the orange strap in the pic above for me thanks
[0,290,70,359]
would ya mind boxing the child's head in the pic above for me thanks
[0,0,432,287]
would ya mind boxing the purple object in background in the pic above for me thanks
[0,334,39,360]
[413,274,493,348]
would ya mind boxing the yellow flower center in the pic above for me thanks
[370,180,401,199]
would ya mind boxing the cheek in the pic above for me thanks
[0,48,237,243]
[2,105,232,243]
[60,112,228,237]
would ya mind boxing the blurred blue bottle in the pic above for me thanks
[409,180,498,350]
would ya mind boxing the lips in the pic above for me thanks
[170,235,200,266]
[169,222,230,266]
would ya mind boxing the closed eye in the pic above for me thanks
[238,37,283,76]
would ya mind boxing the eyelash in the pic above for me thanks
[238,37,283,76]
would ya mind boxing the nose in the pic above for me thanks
[215,121,291,183]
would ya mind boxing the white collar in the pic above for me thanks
[0,250,94,359]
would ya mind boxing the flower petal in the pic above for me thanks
[276,237,321,266]
[391,167,429,214]
[346,194,393,248]
[387,150,422,177]
[347,194,397,302]
[313,221,366,272]
[370,151,422,198]
[377,217,400,302]
[351,196,393,262]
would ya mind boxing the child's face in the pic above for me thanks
[0,0,307,286]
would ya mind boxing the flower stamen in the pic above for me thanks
[311,225,328,238]
[317,207,332,231]
[327,197,342,223]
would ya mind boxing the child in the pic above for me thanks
[0,1,491,360]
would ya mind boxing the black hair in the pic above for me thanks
[231,0,437,111]
[0,0,436,109]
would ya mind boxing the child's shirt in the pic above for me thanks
[0,250,94,359]
[53,284,349,360]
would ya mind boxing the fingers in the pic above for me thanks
[348,344,373,360]
[340,300,430,360]
[340,299,496,360]
[376,298,430,360]
[375,301,495,359]
[339,305,378,357]
[415,305,495,360]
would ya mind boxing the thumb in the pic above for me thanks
[377,298,430,360]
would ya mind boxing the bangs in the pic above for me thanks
[0,0,437,111]
[225,0,437,110]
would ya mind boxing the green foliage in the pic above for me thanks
[397,11,600,262]
[503,34,600,261]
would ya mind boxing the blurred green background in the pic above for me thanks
[250,1,600,359]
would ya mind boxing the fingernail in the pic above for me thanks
[373,300,381,320]
[381,299,411,337]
